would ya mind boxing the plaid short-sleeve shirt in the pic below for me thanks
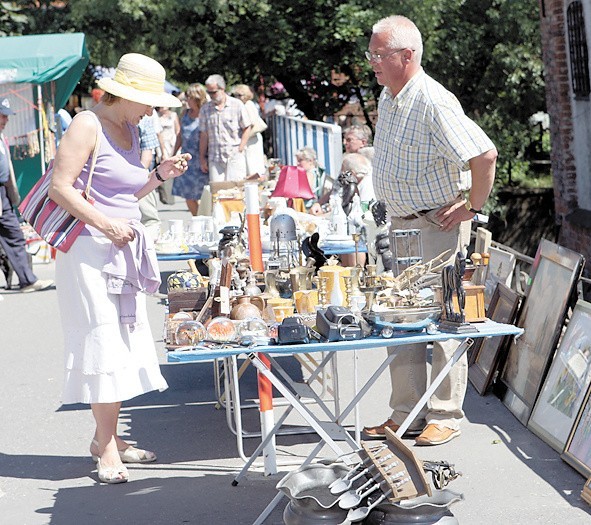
[373,70,495,218]
[200,96,252,163]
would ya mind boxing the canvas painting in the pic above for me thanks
[501,239,584,424]
[484,246,516,308]
[562,384,591,478]
[528,301,591,451]
[469,283,522,395]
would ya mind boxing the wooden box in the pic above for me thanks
[168,288,208,314]
[435,284,486,323]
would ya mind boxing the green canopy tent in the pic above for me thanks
[0,33,89,194]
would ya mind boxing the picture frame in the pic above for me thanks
[582,476,591,505]
[562,382,591,478]
[468,283,522,395]
[528,300,591,452]
[484,246,516,309]
[501,239,584,425]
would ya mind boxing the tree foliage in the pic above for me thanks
[7,0,546,184]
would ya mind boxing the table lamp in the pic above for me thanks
[271,165,315,201]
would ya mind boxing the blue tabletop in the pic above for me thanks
[167,320,523,363]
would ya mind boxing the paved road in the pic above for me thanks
[1,201,590,524]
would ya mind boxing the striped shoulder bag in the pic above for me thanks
[18,111,101,253]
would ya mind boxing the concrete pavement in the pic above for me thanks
[1,200,590,524]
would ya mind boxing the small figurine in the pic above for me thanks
[442,252,466,324]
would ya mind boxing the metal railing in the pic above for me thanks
[270,114,343,178]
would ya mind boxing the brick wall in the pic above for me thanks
[540,0,591,272]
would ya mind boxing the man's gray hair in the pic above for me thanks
[372,15,423,64]
[344,124,372,144]
[205,74,226,90]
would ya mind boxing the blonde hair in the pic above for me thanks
[185,83,207,108]
[232,84,254,102]
[296,146,318,164]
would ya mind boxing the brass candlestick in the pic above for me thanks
[343,276,353,309]
[352,232,361,267]
[312,276,328,307]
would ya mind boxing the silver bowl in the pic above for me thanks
[367,305,442,325]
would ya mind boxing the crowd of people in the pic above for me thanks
[0,12,497,483]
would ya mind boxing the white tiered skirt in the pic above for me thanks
[55,235,168,404]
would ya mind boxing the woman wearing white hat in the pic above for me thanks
[48,53,190,484]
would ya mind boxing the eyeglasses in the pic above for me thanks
[233,93,246,98]
[206,89,220,96]
[365,48,407,63]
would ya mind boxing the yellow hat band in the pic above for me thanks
[113,69,164,95]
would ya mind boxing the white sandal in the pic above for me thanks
[91,439,156,464]
[118,445,157,464]
[96,458,129,484]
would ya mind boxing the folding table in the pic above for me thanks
[167,320,523,523]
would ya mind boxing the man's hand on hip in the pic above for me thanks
[435,201,474,231]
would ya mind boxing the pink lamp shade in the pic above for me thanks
[271,165,315,200]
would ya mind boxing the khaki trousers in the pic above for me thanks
[387,210,471,430]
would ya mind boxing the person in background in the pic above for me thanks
[157,106,180,205]
[359,145,375,162]
[172,83,208,215]
[55,107,73,146]
[231,84,266,177]
[47,53,190,483]
[0,97,53,293]
[337,152,376,267]
[296,147,332,212]
[199,74,252,182]
[159,109,179,149]
[138,116,162,241]
[363,15,497,446]
[343,124,372,154]
[340,152,375,208]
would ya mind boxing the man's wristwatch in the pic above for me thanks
[464,200,481,214]
[154,167,166,182]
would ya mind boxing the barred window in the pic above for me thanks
[567,1,591,98]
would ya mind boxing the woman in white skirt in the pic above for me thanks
[48,54,190,484]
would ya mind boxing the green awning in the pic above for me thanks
[0,33,89,109]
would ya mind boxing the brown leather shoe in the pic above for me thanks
[414,424,460,446]
[362,419,422,439]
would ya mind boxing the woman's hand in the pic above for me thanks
[102,218,136,247]
[157,153,191,180]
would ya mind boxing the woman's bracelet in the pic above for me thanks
[154,167,165,183]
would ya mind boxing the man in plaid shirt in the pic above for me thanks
[363,15,497,446]
[199,74,252,182]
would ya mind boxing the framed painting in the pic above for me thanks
[528,300,591,452]
[484,246,516,309]
[468,283,522,395]
[562,382,591,478]
[501,239,584,425]
[582,476,591,505]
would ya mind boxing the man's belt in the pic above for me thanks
[394,209,435,220]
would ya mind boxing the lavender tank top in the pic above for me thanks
[74,119,148,236]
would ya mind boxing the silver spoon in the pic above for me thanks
[338,479,387,510]
[329,449,392,492]
[336,477,374,509]
[346,488,393,522]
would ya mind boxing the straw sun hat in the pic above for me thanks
[97,53,181,108]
